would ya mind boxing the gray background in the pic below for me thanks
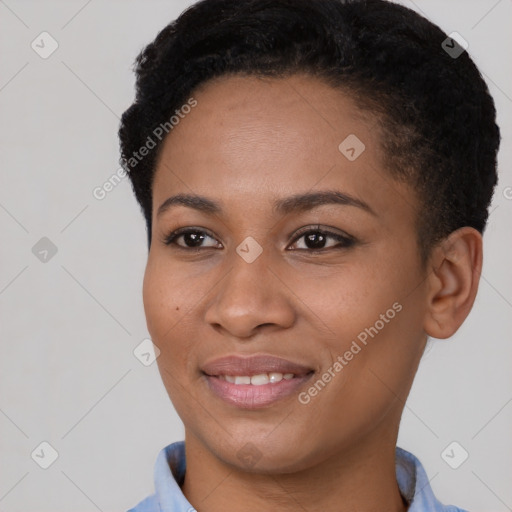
[0,1,511,511]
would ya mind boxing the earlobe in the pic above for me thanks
[423,227,483,339]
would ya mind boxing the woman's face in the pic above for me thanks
[143,74,429,472]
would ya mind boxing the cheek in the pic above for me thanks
[291,248,425,381]
[142,258,187,359]
[323,257,426,402]
[142,259,168,338]
[142,256,212,378]
[288,259,397,338]
[142,259,193,409]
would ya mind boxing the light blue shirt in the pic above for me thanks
[128,441,468,512]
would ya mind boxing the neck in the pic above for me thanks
[181,427,407,512]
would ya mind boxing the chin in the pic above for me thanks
[207,429,323,474]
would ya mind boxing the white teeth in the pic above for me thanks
[250,374,270,385]
[219,372,296,385]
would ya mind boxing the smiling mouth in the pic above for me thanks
[203,372,315,408]
[201,353,314,377]
[203,371,315,409]
[200,354,315,408]
[217,372,295,385]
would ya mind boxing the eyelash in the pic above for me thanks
[161,225,356,253]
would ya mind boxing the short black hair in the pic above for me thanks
[118,0,500,258]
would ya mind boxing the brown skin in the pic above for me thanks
[143,74,482,512]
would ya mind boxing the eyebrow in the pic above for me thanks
[156,190,376,218]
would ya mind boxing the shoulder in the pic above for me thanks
[439,506,470,512]
[396,447,470,512]
[126,441,188,512]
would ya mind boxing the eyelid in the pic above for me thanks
[290,224,355,243]
[162,226,221,248]
[287,225,356,251]
[162,224,356,251]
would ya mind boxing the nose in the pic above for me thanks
[204,246,296,339]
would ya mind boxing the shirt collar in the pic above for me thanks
[135,441,466,512]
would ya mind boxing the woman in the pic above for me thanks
[118,0,500,510]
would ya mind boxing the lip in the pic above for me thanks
[201,354,314,377]
[201,354,315,409]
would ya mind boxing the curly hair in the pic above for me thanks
[118,0,500,258]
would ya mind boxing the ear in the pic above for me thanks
[423,227,483,339]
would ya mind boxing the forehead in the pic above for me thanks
[152,74,416,223]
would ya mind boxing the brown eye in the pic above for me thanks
[289,226,355,252]
[163,228,221,249]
